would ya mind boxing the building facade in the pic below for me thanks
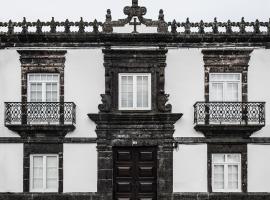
[1,1,270,199]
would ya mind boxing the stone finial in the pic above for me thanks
[7,20,14,35]
[184,18,191,34]
[254,19,260,34]
[21,17,28,34]
[170,20,178,33]
[158,9,164,21]
[63,19,71,33]
[198,20,205,34]
[268,18,270,34]
[36,19,43,34]
[212,17,218,34]
[77,17,86,33]
[239,17,246,34]
[49,17,57,33]
[92,19,101,33]
[226,20,232,34]
[106,9,112,22]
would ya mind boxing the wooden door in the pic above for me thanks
[113,147,157,200]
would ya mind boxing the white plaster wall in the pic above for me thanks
[173,144,207,192]
[249,49,270,137]
[0,144,23,192]
[248,144,270,192]
[65,50,104,138]
[63,144,97,192]
[0,50,21,137]
[166,49,204,137]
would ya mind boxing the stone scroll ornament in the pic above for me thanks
[102,0,168,33]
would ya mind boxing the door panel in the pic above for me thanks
[113,147,157,200]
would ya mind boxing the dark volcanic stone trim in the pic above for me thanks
[1,33,270,49]
[99,48,172,113]
[207,144,247,193]
[0,193,98,200]
[23,143,63,193]
[17,50,67,103]
[1,192,270,200]
[173,193,270,200]
[202,49,253,102]
[3,137,270,144]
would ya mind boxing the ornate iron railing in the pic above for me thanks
[194,102,265,125]
[5,102,76,125]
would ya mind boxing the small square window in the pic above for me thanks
[30,154,59,192]
[119,73,151,110]
[212,153,241,192]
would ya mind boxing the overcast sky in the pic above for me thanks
[0,0,269,22]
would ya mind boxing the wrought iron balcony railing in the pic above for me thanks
[194,102,265,126]
[5,102,76,126]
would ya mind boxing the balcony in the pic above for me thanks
[5,102,76,136]
[194,102,265,137]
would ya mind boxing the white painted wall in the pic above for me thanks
[248,144,270,192]
[0,144,23,192]
[0,50,21,137]
[63,144,97,192]
[173,144,207,192]
[166,49,205,137]
[65,50,104,138]
[249,49,270,137]
[1,48,270,193]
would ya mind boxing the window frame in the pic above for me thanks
[212,153,241,192]
[209,73,242,102]
[27,73,60,102]
[29,154,59,193]
[118,73,151,110]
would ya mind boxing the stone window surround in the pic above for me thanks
[207,144,247,193]
[29,154,59,192]
[17,50,67,193]
[17,50,67,103]
[23,143,63,193]
[202,49,253,102]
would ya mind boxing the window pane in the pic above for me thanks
[213,154,225,163]
[46,178,57,189]
[137,76,148,108]
[46,156,57,168]
[33,156,43,189]
[53,75,59,81]
[227,154,240,162]
[211,83,223,101]
[33,178,43,189]
[46,156,58,189]
[227,83,239,101]
[41,74,47,81]
[121,76,133,108]
[228,165,239,189]
[33,156,43,167]
[213,165,224,189]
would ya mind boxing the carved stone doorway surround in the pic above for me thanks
[89,48,182,199]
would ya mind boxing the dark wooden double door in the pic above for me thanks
[113,147,157,200]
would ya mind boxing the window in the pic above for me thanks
[28,74,59,102]
[119,73,151,110]
[212,154,241,192]
[209,73,241,101]
[30,154,59,192]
